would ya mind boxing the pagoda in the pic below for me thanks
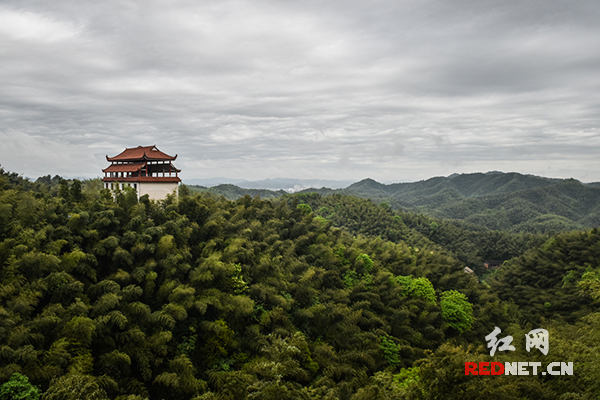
[102,145,181,199]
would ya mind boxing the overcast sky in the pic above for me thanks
[1,0,600,183]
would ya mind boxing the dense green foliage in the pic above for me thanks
[190,172,600,235]
[1,167,599,399]
[488,228,600,324]
[0,373,41,400]
[189,172,600,275]
[288,193,545,276]
[331,173,600,233]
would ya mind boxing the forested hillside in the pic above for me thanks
[289,193,546,276]
[1,168,600,399]
[190,172,600,235]
[324,173,600,233]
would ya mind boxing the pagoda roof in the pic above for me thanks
[106,145,177,162]
[102,176,181,183]
[102,162,145,173]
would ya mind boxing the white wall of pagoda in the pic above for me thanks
[138,182,178,200]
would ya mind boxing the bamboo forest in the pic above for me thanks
[1,168,599,400]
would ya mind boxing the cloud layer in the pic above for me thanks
[1,0,600,182]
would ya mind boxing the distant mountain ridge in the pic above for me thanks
[317,172,562,200]
[188,172,600,233]
[185,177,353,191]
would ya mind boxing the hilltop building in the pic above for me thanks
[102,145,181,199]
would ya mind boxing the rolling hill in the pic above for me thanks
[189,172,600,234]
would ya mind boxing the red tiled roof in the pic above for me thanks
[106,145,177,161]
[102,162,145,173]
[102,176,181,183]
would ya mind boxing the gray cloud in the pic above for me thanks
[1,0,599,182]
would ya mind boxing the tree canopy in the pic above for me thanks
[0,167,598,399]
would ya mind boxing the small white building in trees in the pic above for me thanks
[102,145,181,199]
